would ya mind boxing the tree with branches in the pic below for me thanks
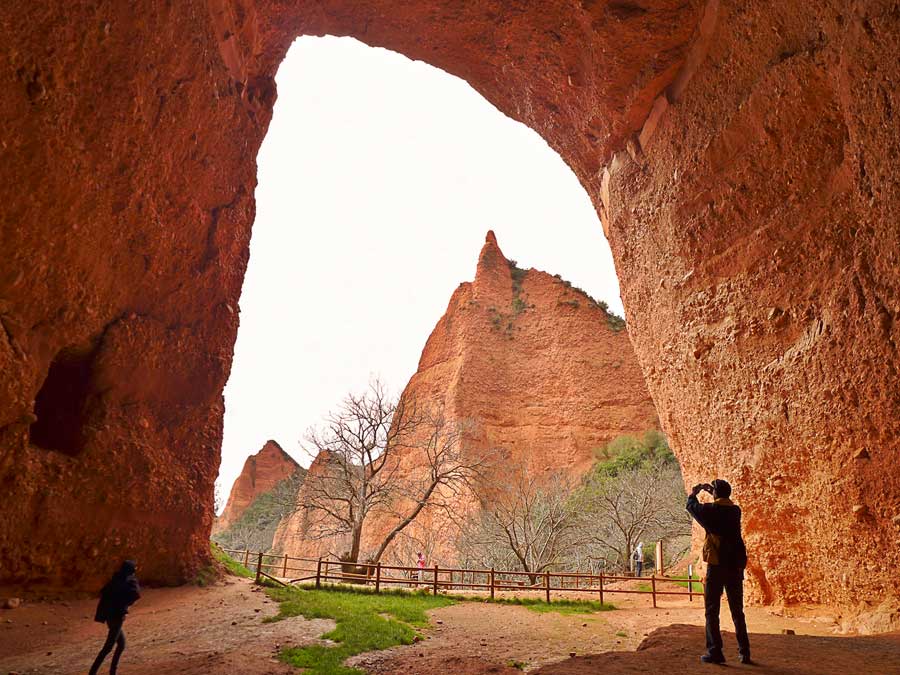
[573,434,690,571]
[299,378,489,563]
[460,464,578,583]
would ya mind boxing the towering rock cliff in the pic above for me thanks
[214,440,299,534]
[273,232,658,562]
[410,231,658,476]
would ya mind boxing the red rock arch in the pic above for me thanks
[1,0,897,614]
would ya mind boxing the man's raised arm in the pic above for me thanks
[687,483,713,530]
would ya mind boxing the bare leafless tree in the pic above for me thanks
[573,457,690,571]
[460,464,578,583]
[299,379,490,563]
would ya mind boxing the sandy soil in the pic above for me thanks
[352,578,856,674]
[2,577,898,675]
[0,578,333,675]
[535,624,900,675]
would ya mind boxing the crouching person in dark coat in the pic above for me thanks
[687,480,752,666]
[90,560,141,675]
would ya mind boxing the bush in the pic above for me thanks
[551,273,625,330]
[213,544,254,576]
[592,430,676,478]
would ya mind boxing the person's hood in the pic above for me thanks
[119,560,137,576]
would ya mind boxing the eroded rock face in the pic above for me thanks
[213,440,299,534]
[273,232,659,562]
[0,0,699,590]
[601,2,900,607]
[406,231,658,477]
[1,0,897,608]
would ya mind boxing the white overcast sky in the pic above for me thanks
[217,36,623,502]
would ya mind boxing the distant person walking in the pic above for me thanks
[687,480,752,665]
[416,552,426,584]
[90,560,141,675]
[632,542,644,577]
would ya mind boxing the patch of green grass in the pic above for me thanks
[636,582,652,592]
[265,585,455,675]
[670,577,703,593]
[211,544,253,578]
[193,564,218,587]
[507,659,527,670]
[616,630,628,638]
[262,583,614,673]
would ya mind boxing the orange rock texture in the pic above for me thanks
[213,440,299,534]
[405,231,657,478]
[273,232,658,563]
[1,0,897,608]
[601,4,900,609]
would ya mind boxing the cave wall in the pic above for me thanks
[601,1,900,610]
[1,0,897,608]
[0,1,260,587]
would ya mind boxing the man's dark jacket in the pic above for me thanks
[686,495,748,568]
[94,561,141,623]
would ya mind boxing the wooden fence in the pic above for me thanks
[221,548,702,608]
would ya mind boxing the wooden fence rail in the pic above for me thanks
[221,548,701,607]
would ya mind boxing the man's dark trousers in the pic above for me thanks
[89,616,126,675]
[704,565,750,659]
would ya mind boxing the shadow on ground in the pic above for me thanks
[534,624,900,675]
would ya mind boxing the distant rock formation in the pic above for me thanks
[404,230,657,477]
[272,450,339,560]
[274,232,658,563]
[214,440,300,534]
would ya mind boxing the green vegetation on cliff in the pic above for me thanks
[212,469,306,552]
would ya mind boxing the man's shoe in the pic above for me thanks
[739,655,754,665]
[700,653,726,664]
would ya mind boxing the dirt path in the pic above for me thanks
[2,577,897,675]
[351,581,864,675]
[0,578,332,675]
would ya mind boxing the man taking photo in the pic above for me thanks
[687,479,752,665]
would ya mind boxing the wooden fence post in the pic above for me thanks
[315,557,322,589]
[433,564,439,595]
[688,565,693,602]
[544,571,551,603]
[243,549,250,567]
[375,562,382,593]
[490,567,495,600]
[255,551,264,584]
[282,553,289,577]
[651,573,657,608]
[599,572,604,605]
